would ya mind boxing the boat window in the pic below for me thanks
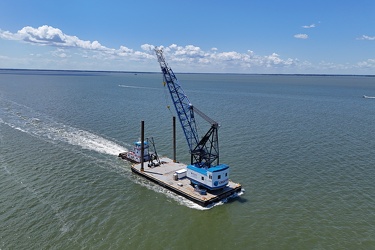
[201,176,204,180]
[218,175,221,179]
[225,173,227,177]
[209,175,212,179]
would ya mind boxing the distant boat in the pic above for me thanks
[363,95,375,99]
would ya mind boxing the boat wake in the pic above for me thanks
[118,84,160,90]
[0,98,127,156]
[363,95,375,99]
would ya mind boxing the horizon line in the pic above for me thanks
[0,68,374,77]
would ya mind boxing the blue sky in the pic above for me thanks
[0,0,374,74]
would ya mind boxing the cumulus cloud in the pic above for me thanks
[357,35,375,41]
[357,59,375,68]
[140,43,155,51]
[0,25,108,50]
[164,44,206,57]
[0,25,155,61]
[155,44,296,71]
[294,33,308,39]
[6,24,372,74]
[302,24,316,29]
[51,48,69,58]
[0,25,299,72]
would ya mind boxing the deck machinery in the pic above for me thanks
[155,49,229,191]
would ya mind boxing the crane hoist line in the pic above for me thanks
[155,49,230,190]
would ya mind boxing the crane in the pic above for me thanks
[155,49,229,190]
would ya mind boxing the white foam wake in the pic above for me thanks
[118,84,160,90]
[0,98,127,156]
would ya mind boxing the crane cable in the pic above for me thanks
[162,81,174,116]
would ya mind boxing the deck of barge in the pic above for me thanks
[131,157,242,207]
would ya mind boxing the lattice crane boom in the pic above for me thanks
[155,49,220,168]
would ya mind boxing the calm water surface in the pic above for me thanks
[0,70,374,249]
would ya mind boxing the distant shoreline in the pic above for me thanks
[0,68,374,77]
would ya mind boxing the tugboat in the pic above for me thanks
[118,138,160,166]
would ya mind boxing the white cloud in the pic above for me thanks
[214,51,242,61]
[156,45,297,72]
[356,35,375,41]
[168,44,205,57]
[140,43,155,51]
[302,24,316,29]
[117,46,134,56]
[1,25,108,50]
[0,25,155,61]
[1,25,374,74]
[294,33,308,39]
[0,30,14,40]
[357,59,375,68]
[1,26,297,71]
[51,48,69,58]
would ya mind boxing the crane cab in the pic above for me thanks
[187,164,229,190]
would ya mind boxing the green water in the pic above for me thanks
[0,70,375,249]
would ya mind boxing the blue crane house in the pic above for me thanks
[187,164,229,190]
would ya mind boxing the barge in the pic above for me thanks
[131,157,242,207]
[119,49,244,207]
[119,120,242,207]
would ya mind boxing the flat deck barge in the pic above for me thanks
[131,157,242,207]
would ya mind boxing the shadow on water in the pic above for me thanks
[235,196,248,204]
[223,192,248,205]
